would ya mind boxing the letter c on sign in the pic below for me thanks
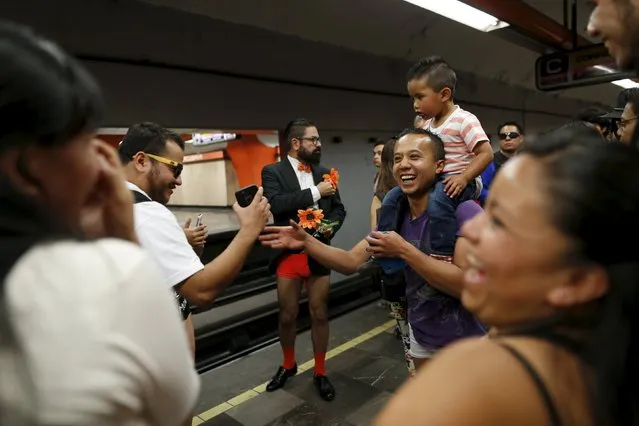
[546,58,563,74]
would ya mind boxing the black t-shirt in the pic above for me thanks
[493,150,511,173]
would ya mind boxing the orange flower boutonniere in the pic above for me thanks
[323,168,340,189]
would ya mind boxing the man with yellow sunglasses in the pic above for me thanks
[119,122,271,377]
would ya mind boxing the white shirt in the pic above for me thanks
[126,182,204,288]
[6,239,200,426]
[287,155,321,209]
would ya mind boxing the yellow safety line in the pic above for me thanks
[192,319,396,423]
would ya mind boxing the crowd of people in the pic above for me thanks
[2,0,639,423]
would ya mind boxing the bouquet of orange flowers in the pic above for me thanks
[297,168,340,238]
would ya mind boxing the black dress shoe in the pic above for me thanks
[313,374,335,401]
[266,364,298,392]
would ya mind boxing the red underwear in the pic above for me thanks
[276,253,311,280]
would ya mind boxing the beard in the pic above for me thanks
[148,166,171,205]
[299,148,321,165]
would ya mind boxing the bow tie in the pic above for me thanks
[297,163,311,173]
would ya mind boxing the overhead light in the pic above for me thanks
[190,133,239,146]
[401,0,509,32]
[591,67,639,89]
[612,79,639,89]
[593,65,615,73]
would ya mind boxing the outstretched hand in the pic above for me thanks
[258,220,307,250]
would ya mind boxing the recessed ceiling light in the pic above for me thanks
[401,0,509,32]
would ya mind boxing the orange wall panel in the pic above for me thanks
[225,135,278,188]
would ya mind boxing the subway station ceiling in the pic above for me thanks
[139,0,620,105]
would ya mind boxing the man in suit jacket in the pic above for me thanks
[261,118,346,401]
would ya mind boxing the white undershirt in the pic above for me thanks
[287,155,321,209]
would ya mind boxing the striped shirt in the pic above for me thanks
[421,106,488,174]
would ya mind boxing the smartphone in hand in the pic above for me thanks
[195,213,203,227]
[235,184,259,208]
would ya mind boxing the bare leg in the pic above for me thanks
[276,277,303,365]
[413,357,430,372]
[306,275,335,400]
[306,275,330,359]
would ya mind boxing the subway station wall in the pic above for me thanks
[2,0,604,134]
[1,0,613,273]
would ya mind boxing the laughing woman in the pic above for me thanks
[0,22,199,425]
[374,129,639,426]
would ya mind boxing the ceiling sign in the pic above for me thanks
[192,133,238,146]
[535,43,635,91]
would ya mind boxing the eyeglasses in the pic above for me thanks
[298,136,321,145]
[145,153,183,178]
[618,116,638,130]
[498,132,521,140]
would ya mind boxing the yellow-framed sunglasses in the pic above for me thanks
[145,153,183,178]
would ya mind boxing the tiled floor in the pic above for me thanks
[195,303,407,426]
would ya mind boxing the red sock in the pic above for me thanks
[282,347,296,369]
[314,352,326,376]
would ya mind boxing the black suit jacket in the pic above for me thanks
[261,157,346,276]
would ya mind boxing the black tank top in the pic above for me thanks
[497,342,562,426]
[495,329,584,426]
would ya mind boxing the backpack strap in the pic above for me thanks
[131,190,151,204]
[129,189,191,320]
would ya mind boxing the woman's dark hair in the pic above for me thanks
[0,21,104,155]
[519,129,639,426]
[0,22,105,425]
[520,122,604,152]
[575,107,610,128]
[0,20,104,266]
[374,137,398,198]
[561,121,605,140]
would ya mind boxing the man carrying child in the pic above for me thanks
[373,56,492,274]
[259,128,486,374]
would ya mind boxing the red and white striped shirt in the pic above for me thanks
[420,106,488,174]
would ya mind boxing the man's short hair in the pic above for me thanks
[395,127,446,162]
[624,90,639,114]
[406,56,457,97]
[282,118,315,151]
[498,121,524,135]
[118,122,185,165]
[617,88,639,109]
